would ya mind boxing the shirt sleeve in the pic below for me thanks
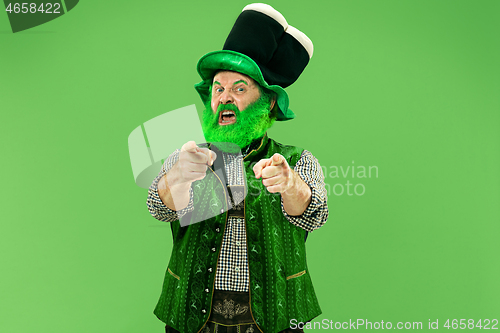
[146,149,194,222]
[281,150,329,232]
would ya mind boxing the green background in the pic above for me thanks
[1,0,498,332]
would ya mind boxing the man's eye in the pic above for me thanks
[215,88,223,93]
[235,87,245,92]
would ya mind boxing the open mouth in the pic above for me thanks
[218,110,237,126]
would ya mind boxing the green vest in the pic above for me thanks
[154,135,322,332]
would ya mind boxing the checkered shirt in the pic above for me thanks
[147,146,328,292]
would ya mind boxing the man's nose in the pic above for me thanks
[219,89,234,104]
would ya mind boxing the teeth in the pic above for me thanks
[220,110,235,124]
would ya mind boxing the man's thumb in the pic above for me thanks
[271,153,284,166]
[210,151,217,165]
[181,141,200,153]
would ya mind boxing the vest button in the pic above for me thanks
[205,288,209,293]
[208,268,213,272]
[201,309,207,314]
[215,228,220,233]
[211,247,216,252]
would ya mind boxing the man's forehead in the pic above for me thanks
[212,71,255,85]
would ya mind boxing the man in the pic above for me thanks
[147,4,328,333]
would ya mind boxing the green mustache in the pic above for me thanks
[217,104,240,113]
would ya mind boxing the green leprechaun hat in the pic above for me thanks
[195,3,314,121]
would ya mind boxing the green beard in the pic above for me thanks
[202,96,276,152]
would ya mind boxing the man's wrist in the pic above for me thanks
[165,162,184,188]
[282,170,303,197]
[281,170,312,216]
[159,168,192,211]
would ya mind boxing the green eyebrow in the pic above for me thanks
[212,80,248,86]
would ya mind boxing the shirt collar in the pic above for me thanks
[243,133,269,160]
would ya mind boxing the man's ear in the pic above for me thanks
[270,96,277,111]
[269,96,279,119]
